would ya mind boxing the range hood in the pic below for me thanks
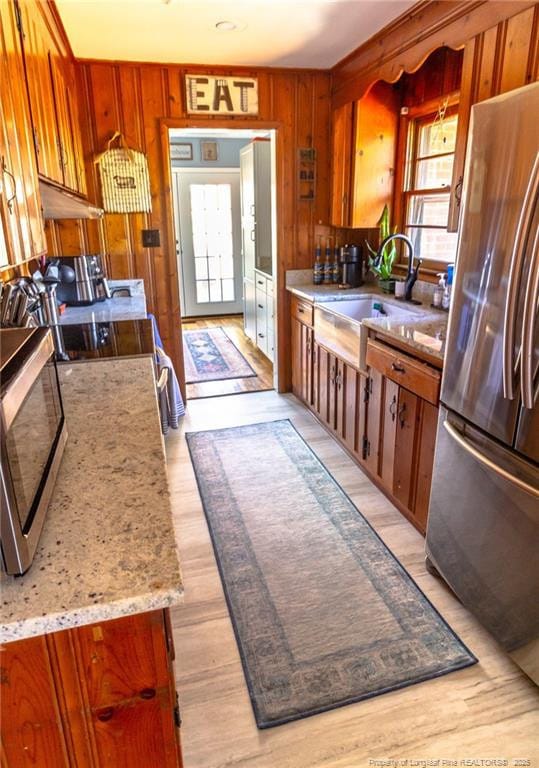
[40,180,104,220]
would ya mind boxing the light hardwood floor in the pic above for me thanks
[182,315,274,399]
[165,391,539,768]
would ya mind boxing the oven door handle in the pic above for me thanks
[443,420,539,498]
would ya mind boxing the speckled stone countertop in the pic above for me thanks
[286,271,448,363]
[0,356,183,643]
[59,279,147,325]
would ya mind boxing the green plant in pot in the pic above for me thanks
[366,205,399,293]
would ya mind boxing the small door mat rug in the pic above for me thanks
[183,327,257,383]
[186,419,477,729]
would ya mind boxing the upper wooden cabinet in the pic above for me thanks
[330,82,399,228]
[330,102,353,227]
[350,82,399,228]
[0,0,46,266]
[17,0,86,195]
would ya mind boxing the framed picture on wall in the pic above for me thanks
[201,141,219,161]
[170,143,193,161]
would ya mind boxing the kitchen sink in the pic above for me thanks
[320,297,420,323]
[313,297,420,371]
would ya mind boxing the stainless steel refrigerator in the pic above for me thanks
[426,82,539,685]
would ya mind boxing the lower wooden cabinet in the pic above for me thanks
[290,297,441,534]
[0,610,183,768]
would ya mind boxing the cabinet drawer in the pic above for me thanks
[255,285,266,313]
[291,294,314,327]
[366,339,441,405]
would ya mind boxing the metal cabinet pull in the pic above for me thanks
[330,365,336,384]
[389,395,397,421]
[391,361,405,373]
[454,175,463,207]
[443,420,539,498]
[1,157,17,213]
[96,707,114,722]
[398,402,406,428]
[503,151,539,400]
[257,303,264,309]
[298,307,305,314]
[140,688,156,700]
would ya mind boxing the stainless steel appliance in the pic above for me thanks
[56,255,111,306]
[339,244,364,288]
[0,327,67,575]
[426,82,539,684]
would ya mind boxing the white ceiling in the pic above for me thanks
[55,0,417,69]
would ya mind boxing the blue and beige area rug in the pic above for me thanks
[183,327,256,384]
[186,419,477,729]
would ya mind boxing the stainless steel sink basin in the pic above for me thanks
[321,297,420,323]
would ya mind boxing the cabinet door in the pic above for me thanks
[413,400,438,532]
[335,359,359,454]
[18,0,63,184]
[330,102,353,226]
[379,377,399,490]
[291,318,311,403]
[393,387,419,508]
[0,635,70,766]
[0,0,46,265]
[363,368,382,476]
[313,342,331,425]
[72,611,181,768]
[350,82,399,228]
[49,53,78,191]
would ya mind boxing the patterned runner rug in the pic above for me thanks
[186,419,477,729]
[183,327,257,383]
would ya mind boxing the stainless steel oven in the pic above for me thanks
[1,327,67,574]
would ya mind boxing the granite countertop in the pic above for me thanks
[0,356,183,643]
[59,279,147,326]
[286,275,448,363]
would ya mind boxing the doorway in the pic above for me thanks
[173,169,242,317]
[169,128,277,400]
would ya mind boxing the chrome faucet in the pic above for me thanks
[374,233,422,302]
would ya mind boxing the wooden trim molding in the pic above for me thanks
[331,0,538,107]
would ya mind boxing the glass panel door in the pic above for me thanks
[173,170,242,317]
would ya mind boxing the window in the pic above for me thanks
[402,109,458,266]
[189,183,235,304]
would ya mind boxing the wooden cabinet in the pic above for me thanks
[330,83,398,228]
[0,610,183,767]
[291,294,313,403]
[17,0,86,194]
[350,81,399,228]
[330,102,353,226]
[0,0,46,266]
[365,339,441,533]
[289,296,441,534]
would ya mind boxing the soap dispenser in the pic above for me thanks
[433,273,446,308]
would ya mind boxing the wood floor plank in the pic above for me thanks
[165,391,539,768]
[182,315,274,399]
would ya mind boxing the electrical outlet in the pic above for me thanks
[142,229,160,248]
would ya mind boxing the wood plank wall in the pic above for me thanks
[48,62,331,390]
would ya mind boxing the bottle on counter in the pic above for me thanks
[323,238,333,284]
[433,273,445,308]
[313,238,324,285]
[442,278,451,310]
[331,243,341,284]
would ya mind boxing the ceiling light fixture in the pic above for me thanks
[215,20,239,31]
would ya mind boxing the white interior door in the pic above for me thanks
[173,169,243,317]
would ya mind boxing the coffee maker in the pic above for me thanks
[56,255,111,306]
[339,244,364,288]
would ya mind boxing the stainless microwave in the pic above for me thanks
[1,327,68,575]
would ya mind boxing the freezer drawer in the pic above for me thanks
[426,406,539,683]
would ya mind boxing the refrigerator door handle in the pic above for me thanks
[443,420,539,498]
[503,151,539,400]
[521,221,539,409]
